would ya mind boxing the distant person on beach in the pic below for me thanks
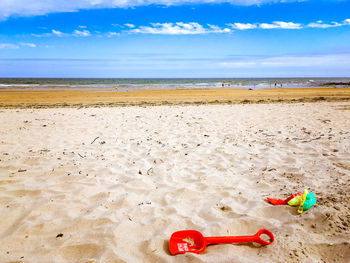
[222,82,224,88]
[280,84,283,88]
[274,83,277,88]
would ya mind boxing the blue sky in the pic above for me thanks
[1,0,350,78]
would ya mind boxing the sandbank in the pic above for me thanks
[0,87,350,108]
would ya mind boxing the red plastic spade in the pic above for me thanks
[169,229,274,255]
[267,192,301,205]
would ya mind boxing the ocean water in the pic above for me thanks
[0,78,349,91]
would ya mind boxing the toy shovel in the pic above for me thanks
[169,229,274,255]
[267,192,301,205]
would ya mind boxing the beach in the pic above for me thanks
[0,101,349,262]
[2,0,350,260]
[1,87,350,108]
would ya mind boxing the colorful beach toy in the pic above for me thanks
[267,189,316,214]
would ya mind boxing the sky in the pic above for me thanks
[0,0,350,78]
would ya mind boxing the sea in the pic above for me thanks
[0,78,349,91]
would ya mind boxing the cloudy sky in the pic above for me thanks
[1,0,350,77]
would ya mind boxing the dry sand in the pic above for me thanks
[0,102,350,262]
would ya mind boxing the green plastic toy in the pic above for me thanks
[303,192,316,211]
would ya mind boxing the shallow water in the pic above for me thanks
[1,77,349,91]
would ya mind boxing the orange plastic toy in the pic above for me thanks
[267,192,301,205]
[169,229,274,255]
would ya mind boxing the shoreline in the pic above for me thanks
[0,87,350,108]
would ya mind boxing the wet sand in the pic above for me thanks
[0,87,350,108]
[0,102,349,262]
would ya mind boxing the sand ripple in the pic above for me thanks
[0,103,349,262]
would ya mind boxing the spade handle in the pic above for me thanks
[205,229,274,246]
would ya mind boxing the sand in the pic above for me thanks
[0,102,349,262]
[1,87,350,108]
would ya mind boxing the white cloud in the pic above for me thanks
[227,19,350,30]
[28,18,350,38]
[131,19,349,34]
[307,21,342,28]
[73,29,91,37]
[125,23,135,28]
[20,42,36,47]
[32,28,90,37]
[130,22,231,34]
[259,21,302,29]
[32,29,64,37]
[307,18,350,28]
[106,31,120,37]
[78,25,87,28]
[207,24,231,33]
[0,43,19,49]
[131,22,207,34]
[259,23,278,29]
[228,23,257,30]
[52,29,64,36]
[0,1,306,20]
